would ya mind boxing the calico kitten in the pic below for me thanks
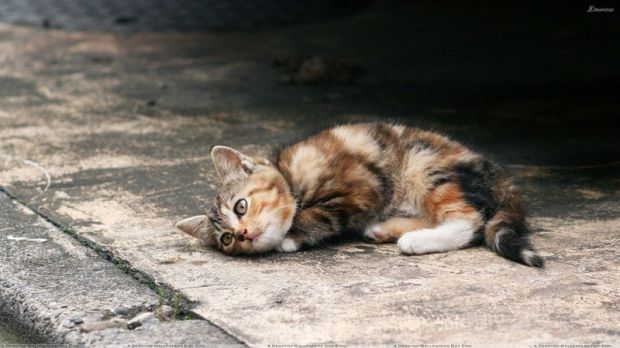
[176,122,544,267]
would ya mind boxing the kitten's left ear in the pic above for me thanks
[210,145,256,183]
[175,215,213,244]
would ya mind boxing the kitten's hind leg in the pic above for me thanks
[397,219,480,255]
[364,217,433,243]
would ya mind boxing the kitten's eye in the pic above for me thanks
[220,232,233,246]
[233,198,247,216]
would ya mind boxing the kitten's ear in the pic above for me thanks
[210,146,255,183]
[175,215,209,239]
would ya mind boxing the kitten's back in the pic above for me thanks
[274,122,542,266]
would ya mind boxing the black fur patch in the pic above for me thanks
[315,209,335,228]
[362,160,394,208]
[495,228,543,267]
[467,228,486,247]
[429,170,451,187]
[302,191,346,209]
[453,161,499,221]
[371,123,397,151]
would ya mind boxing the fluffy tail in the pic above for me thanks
[484,208,544,268]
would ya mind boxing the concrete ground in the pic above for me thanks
[0,191,240,345]
[1,2,619,346]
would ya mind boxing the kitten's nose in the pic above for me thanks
[235,229,250,241]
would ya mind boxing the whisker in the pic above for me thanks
[266,203,299,217]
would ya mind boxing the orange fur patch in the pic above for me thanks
[423,183,478,223]
[373,217,434,242]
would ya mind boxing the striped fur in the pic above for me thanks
[175,123,544,267]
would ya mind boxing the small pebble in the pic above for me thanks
[114,305,131,316]
[70,316,84,325]
[158,305,174,319]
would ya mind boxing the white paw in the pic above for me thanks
[398,220,477,255]
[397,229,434,255]
[277,238,299,253]
[363,224,383,242]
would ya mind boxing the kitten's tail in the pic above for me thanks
[484,205,544,268]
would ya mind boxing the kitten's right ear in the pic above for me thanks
[175,215,210,242]
[210,145,255,184]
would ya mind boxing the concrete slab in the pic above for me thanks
[1,2,619,346]
[0,191,239,345]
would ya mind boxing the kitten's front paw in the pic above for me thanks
[363,224,386,243]
[276,238,300,253]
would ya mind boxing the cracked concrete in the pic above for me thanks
[1,1,619,346]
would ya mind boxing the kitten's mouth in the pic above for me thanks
[237,232,260,243]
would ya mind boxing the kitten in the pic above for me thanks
[176,123,544,267]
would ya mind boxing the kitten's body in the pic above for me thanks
[176,122,543,267]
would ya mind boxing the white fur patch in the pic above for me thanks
[289,144,324,189]
[521,249,536,265]
[253,223,286,252]
[396,201,420,216]
[402,146,438,212]
[221,206,238,226]
[363,223,382,241]
[398,219,476,255]
[494,228,508,250]
[391,124,405,136]
[277,238,299,253]
[331,126,381,162]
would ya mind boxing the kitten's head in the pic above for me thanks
[175,146,296,255]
